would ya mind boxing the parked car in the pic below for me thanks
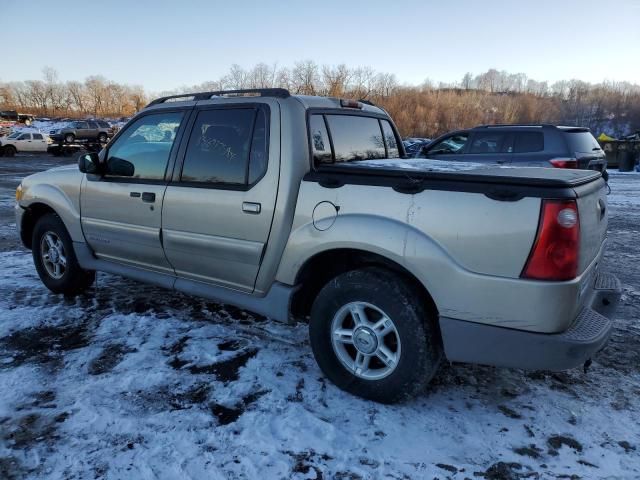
[15,89,620,403]
[0,131,48,156]
[48,120,112,144]
[0,110,35,125]
[417,124,607,172]
[403,137,431,156]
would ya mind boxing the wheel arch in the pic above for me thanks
[20,202,59,249]
[289,248,439,323]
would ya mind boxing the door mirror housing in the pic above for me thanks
[106,157,135,177]
[78,152,101,174]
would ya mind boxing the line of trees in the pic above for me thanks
[1,64,639,138]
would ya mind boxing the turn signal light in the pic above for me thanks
[521,200,580,281]
[16,184,23,201]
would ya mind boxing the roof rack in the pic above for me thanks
[475,123,556,128]
[146,88,290,107]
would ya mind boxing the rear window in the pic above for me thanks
[309,114,399,165]
[564,130,600,153]
[514,132,544,153]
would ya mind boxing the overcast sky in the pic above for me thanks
[3,0,639,92]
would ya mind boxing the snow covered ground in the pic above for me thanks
[0,158,638,479]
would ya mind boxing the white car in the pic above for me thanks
[0,131,49,156]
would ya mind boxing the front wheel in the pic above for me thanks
[309,268,442,403]
[64,133,75,143]
[32,213,95,295]
[3,145,16,157]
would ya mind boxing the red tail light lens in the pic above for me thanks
[550,158,578,168]
[522,200,580,281]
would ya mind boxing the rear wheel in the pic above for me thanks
[32,213,95,295]
[3,145,16,157]
[64,133,75,143]
[98,132,108,143]
[309,267,442,403]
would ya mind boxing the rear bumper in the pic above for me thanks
[439,271,622,371]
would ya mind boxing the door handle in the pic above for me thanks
[130,192,141,198]
[141,192,156,203]
[242,202,261,214]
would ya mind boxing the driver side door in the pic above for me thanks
[80,109,188,273]
[419,131,469,161]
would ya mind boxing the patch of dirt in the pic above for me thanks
[513,444,543,459]
[498,405,522,419]
[479,461,537,479]
[0,323,90,368]
[210,390,268,425]
[1,413,60,450]
[87,343,133,375]
[547,435,583,453]
[170,348,259,382]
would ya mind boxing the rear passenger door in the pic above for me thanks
[465,131,512,164]
[510,131,547,166]
[32,133,47,152]
[161,102,279,293]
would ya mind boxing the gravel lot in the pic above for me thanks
[0,155,638,479]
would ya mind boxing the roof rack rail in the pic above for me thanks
[146,88,290,107]
[475,123,557,128]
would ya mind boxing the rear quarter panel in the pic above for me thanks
[275,181,588,333]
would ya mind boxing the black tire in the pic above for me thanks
[32,213,95,295]
[3,145,16,157]
[98,132,108,143]
[309,267,442,403]
[64,133,75,143]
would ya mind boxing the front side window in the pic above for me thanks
[468,132,507,154]
[74,121,89,129]
[427,133,469,155]
[17,133,30,140]
[181,108,266,185]
[106,111,183,180]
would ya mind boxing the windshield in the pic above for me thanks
[8,132,20,138]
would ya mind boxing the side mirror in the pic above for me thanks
[78,152,101,174]
[107,157,135,177]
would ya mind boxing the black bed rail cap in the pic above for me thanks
[146,88,291,107]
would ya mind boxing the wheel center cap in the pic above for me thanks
[49,248,59,263]
[353,327,377,354]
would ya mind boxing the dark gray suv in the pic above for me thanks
[49,120,112,144]
[416,124,606,172]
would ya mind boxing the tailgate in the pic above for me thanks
[575,177,608,274]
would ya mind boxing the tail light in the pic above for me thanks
[340,99,363,109]
[521,200,580,281]
[550,158,578,168]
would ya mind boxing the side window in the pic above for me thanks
[106,111,183,180]
[514,132,544,153]
[427,133,469,155]
[97,121,110,128]
[381,120,400,158]
[75,121,89,129]
[87,121,99,128]
[325,115,385,162]
[17,133,31,140]
[469,132,507,154]
[309,115,332,164]
[33,133,43,140]
[248,108,269,184]
[181,108,257,185]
